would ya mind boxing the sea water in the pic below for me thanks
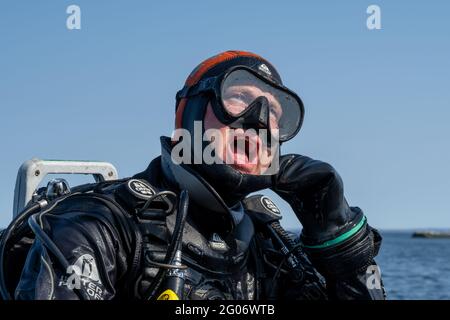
[377,231,450,300]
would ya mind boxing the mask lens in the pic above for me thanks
[221,69,303,141]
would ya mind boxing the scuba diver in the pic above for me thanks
[0,50,385,300]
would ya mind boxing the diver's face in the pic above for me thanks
[203,92,279,175]
[221,84,283,130]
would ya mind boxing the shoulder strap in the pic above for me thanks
[242,194,282,231]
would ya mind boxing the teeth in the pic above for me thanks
[229,134,260,166]
[232,137,247,163]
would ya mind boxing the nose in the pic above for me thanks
[243,96,271,129]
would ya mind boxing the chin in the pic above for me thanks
[230,163,261,175]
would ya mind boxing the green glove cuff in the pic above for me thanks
[302,216,367,249]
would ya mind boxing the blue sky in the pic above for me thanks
[0,0,449,230]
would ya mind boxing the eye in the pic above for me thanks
[269,104,282,121]
[230,92,252,105]
[270,108,278,119]
[269,115,279,130]
[223,92,252,114]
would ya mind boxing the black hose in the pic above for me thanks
[270,222,297,248]
[0,202,42,300]
[28,213,91,300]
[28,214,71,270]
[268,221,328,300]
[145,190,189,300]
[1,194,90,300]
[138,191,178,215]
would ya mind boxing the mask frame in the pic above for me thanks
[176,65,305,142]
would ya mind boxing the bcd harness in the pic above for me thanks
[0,177,327,300]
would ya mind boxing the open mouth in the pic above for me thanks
[230,134,259,165]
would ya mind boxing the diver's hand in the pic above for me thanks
[272,154,359,244]
[272,155,384,299]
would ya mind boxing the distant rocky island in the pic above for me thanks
[412,231,450,238]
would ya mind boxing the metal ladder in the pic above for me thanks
[12,158,119,218]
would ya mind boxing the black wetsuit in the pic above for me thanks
[11,138,385,300]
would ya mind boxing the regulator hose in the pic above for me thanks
[145,190,189,300]
[0,202,43,300]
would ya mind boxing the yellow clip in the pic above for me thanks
[157,289,180,300]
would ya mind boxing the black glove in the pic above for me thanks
[272,154,363,246]
[270,154,385,300]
